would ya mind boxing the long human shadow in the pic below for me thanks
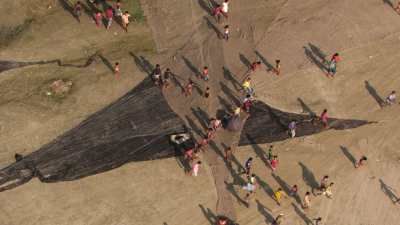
[271,173,291,195]
[199,204,218,225]
[239,53,252,70]
[383,0,394,8]
[98,54,114,73]
[256,200,275,224]
[220,143,246,185]
[58,0,80,22]
[129,52,154,76]
[299,162,319,192]
[191,107,210,130]
[340,145,357,167]
[255,175,275,199]
[225,181,248,207]
[182,56,202,78]
[186,115,206,137]
[217,96,234,113]
[204,16,222,38]
[308,43,328,64]
[379,179,400,204]
[246,134,269,167]
[292,203,313,225]
[364,80,385,107]
[197,0,213,16]
[303,46,328,73]
[254,50,274,71]
[220,82,241,107]
[297,98,316,117]
[222,66,242,91]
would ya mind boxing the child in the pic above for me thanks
[105,7,114,29]
[319,175,329,192]
[121,11,131,32]
[303,192,311,209]
[290,184,298,196]
[204,86,210,98]
[244,157,253,176]
[213,4,222,23]
[275,59,281,75]
[320,109,329,128]
[251,61,262,72]
[328,53,340,77]
[274,188,287,205]
[242,77,253,96]
[271,155,279,171]
[184,80,194,97]
[355,156,368,168]
[242,95,253,113]
[225,146,233,162]
[202,66,209,81]
[114,0,123,17]
[191,161,202,176]
[223,25,230,41]
[288,121,296,138]
[313,217,322,225]
[267,145,274,161]
[152,64,162,85]
[221,0,229,18]
[114,62,120,79]
[94,11,103,27]
[74,1,82,22]
[323,182,334,199]
[385,91,396,105]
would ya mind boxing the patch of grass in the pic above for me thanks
[0,19,34,48]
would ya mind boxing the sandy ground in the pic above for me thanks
[2,0,400,225]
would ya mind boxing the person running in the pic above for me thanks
[223,25,230,41]
[274,188,287,205]
[288,120,296,138]
[213,4,223,23]
[204,86,210,98]
[243,157,253,176]
[221,0,229,18]
[114,62,120,79]
[152,64,162,86]
[271,155,279,171]
[94,11,103,27]
[272,214,284,225]
[184,80,194,97]
[355,156,368,168]
[202,66,209,81]
[267,145,274,162]
[163,68,171,89]
[105,7,114,29]
[74,1,82,22]
[303,191,311,209]
[385,91,396,106]
[275,59,281,75]
[242,77,253,96]
[320,109,329,128]
[323,182,334,199]
[121,11,131,32]
[327,53,340,77]
[191,161,202,176]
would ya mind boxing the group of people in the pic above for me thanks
[72,0,132,32]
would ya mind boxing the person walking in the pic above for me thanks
[94,11,103,27]
[313,217,322,225]
[327,53,340,77]
[221,0,229,18]
[191,161,202,176]
[385,90,396,106]
[105,7,114,29]
[267,145,274,162]
[121,11,131,32]
[243,157,253,176]
[152,64,162,86]
[242,95,253,113]
[114,0,123,17]
[303,191,311,209]
[223,25,230,41]
[73,1,82,22]
[320,109,329,128]
[288,120,296,138]
[114,62,120,79]
[274,188,287,206]
[270,155,279,171]
[242,77,253,96]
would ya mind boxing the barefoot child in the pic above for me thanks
[271,155,279,171]
[202,66,209,81]
[121,11,131,32]
[191,161,201,176]
[320,109,329,128]
[223,25,230,41]
[95,11,102,27]
[275,59,281,75]
[303,192,311,209]
[355,156,368,168]
[114,62,120,79]
[274,188,287,205]
[385,91,396,106]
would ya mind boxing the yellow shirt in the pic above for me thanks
[234,107,241,115]
[242,81,251,89]
[275,191,282,200]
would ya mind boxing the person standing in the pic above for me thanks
[94,11,103,27]
[271,155,279,171]
[202,66,209,81]
[184,80,194,97]
[213,4,223,23]
[105,7,114,29]
[243,157,253,176]
[385,91,396,106]
[152,64,162,86]
[267,145,274,162]
[303,191,311,209]
[288,120,296,138]
[74,1,82,22]
[221,0,229,18]
[242,77,253,96]
[327,53,340,77]
[355,156,368,168]
[191,161,202,176]
[121,11,131,32]
[275,59,281,75]
[114,0,123,17]
[274,188,287,205]
[163,68,171,89]
[323,182,334,199]
[225,146,233,163]
[114,62,120,79]
[223,25,230,41]
[319,175,329,193]
[290,184,298,196]
[320,109,329,128]
[313,217,322,225]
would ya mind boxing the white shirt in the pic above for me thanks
[222,2,229,13]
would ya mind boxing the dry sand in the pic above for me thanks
[1,0,400,225]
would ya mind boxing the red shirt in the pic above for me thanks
[213,7,222,15]
[321,112,328,122]
[106,9,114,18]
[331,55,340,62]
